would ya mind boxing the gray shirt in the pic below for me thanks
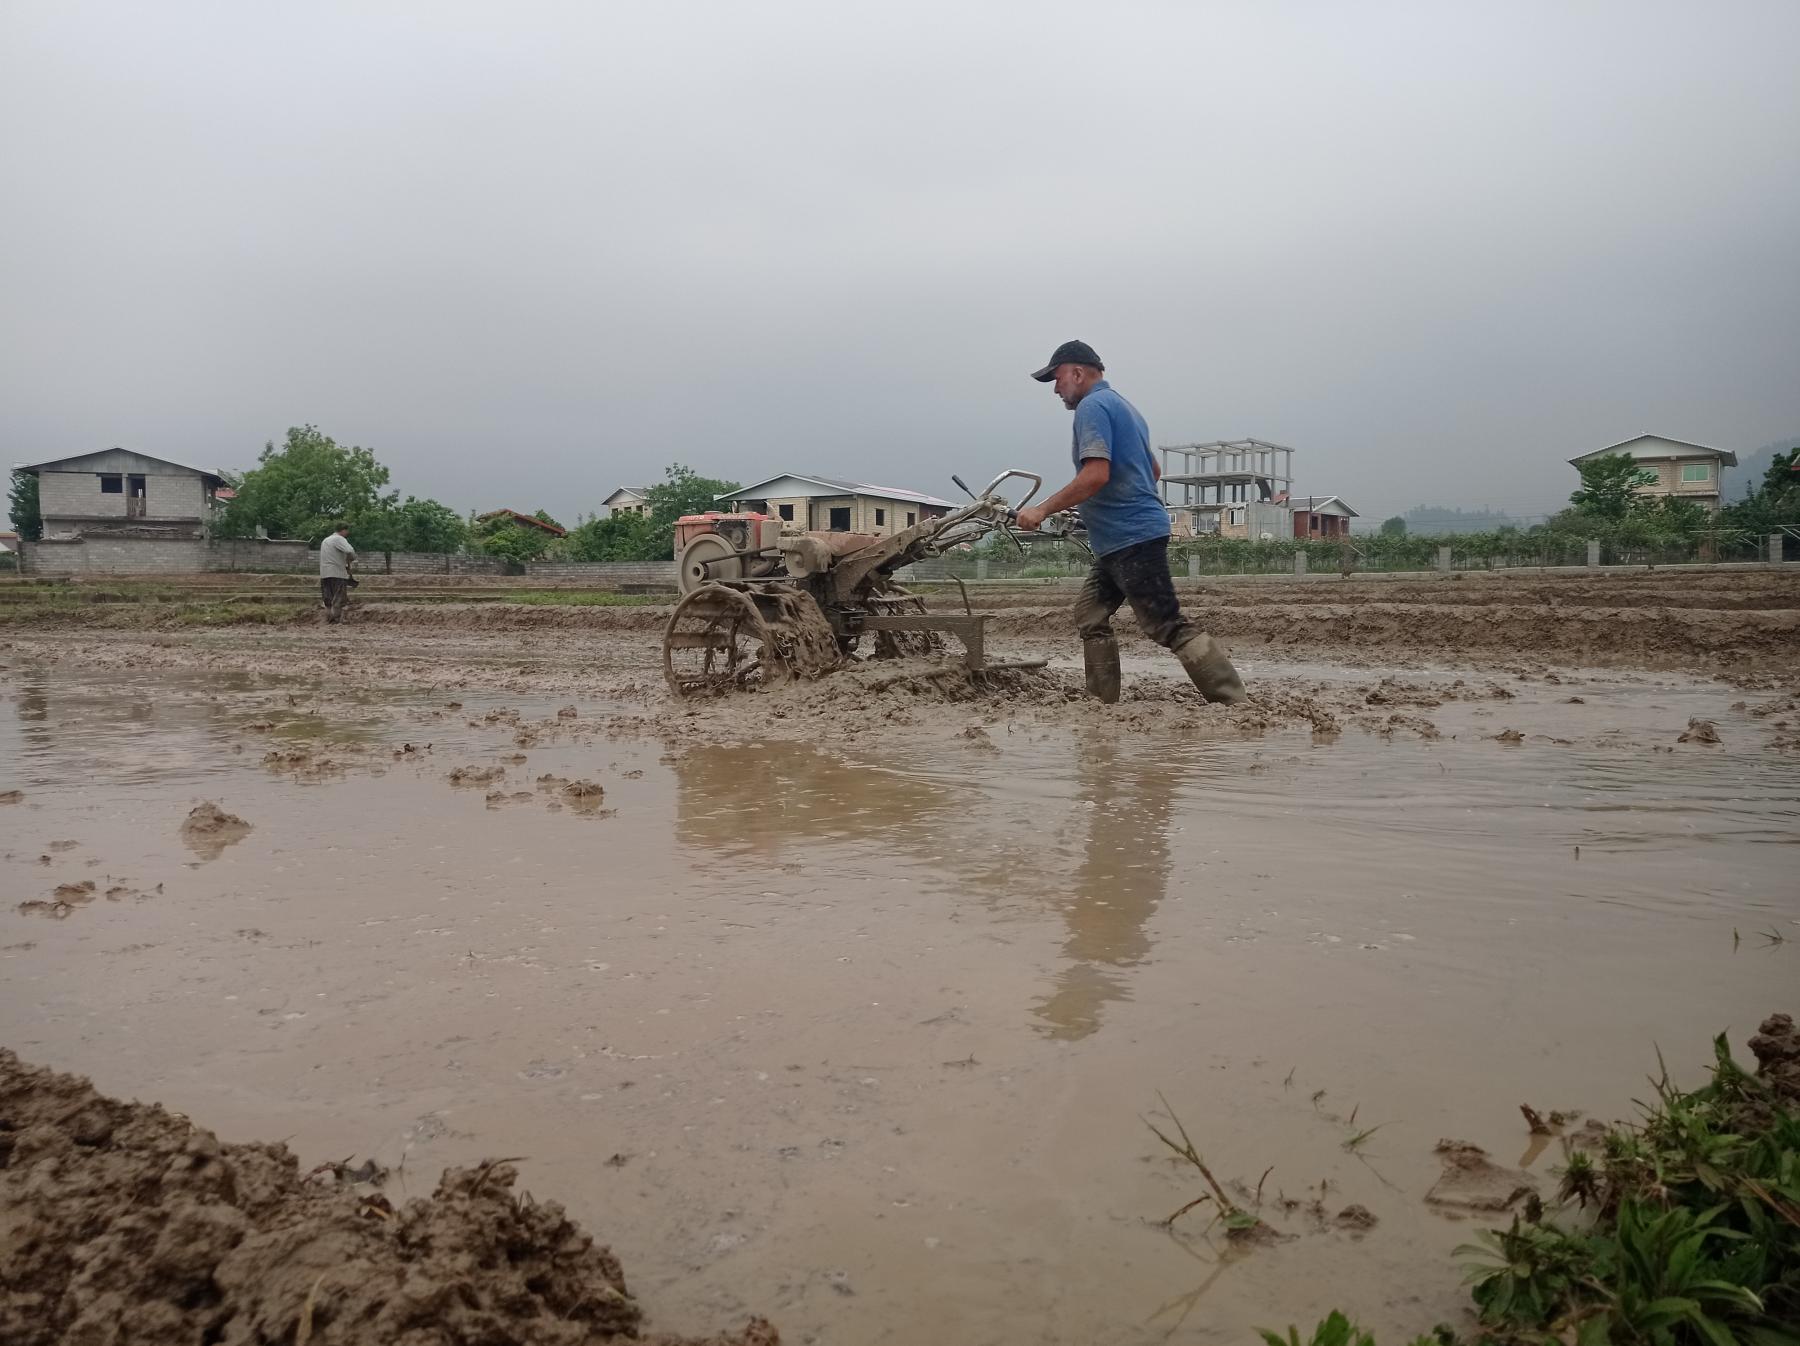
[319,533,356,579]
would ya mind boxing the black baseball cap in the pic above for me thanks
[1031,339,1103,382]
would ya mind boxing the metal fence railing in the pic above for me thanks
[897,529,1793,582]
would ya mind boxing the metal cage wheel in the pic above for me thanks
[663,585,789,696]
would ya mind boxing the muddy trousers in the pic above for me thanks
[320,577,349,624]
[1073,536,1245,705]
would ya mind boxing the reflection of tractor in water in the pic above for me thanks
[663,470,1078,695]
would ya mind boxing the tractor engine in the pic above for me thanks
[674,513,783,593]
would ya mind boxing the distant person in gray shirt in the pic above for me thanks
[318,523,355,624]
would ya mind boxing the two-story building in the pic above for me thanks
[601,486,652,518]
[720,474,954,536]
[1569,434,1736,512]
[22,447,226,538]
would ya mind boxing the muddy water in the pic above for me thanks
[2,664,1797,1345]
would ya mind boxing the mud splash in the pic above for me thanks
[0,1049,776,1346]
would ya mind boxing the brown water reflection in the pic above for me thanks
[668,733,1180,1043]
[1032,739,1175,1041]
[669,738,948,859]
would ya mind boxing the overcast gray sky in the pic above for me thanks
[5,0,1798,525]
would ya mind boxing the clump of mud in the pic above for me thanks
[262,745,344,780]
[447,764,505,787]
[849,662,1085,705]
[1334,1204,1378,1232]
[180,801,254,861]
[1677,717,1721,745]
[1424,1139,1536,1213]
[1748,1012,1800,1102]
[18,881,100,919]
[0,1050,777,1346]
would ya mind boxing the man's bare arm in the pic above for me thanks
[1016,458,1109,531]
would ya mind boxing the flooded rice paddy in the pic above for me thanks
[2,648,1797,1344]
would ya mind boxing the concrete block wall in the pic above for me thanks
[25,537,210,575]
[37,471,126,521]
[37,470,207,523]
[383,551,508,576]
[208,539,313,571]
[21,541,515,577]
[146,473,206,519]
[523,561,679,585]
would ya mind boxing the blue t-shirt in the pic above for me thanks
[1070,381,1170,557]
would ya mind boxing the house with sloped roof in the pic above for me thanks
[719,474,955,536]
[602,486,652,518]
[475,509,567,537]
[17,448,227,540]
[1569,434,1737,513]
[1289,494,1360,539]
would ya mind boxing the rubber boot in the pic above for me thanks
[1083,636,1122,704]
[1175,634,1245,705]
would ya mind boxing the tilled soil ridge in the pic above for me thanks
[0,1049,776,1346]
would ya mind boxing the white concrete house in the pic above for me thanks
[720,474,955,536]
[602,486,652,518]
[1569,435,1736,513]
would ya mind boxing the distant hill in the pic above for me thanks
[1399,505,1529,534]
[1733,437,1800,501]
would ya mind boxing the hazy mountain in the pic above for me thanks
[1399,505,1529,534]
[1733,437,1800,500]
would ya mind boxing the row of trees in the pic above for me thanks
[207,426,738,563]
[214,427,469,554]
[1365,448,1798,559]
[11,434,1795,566]
[5,426,743,563]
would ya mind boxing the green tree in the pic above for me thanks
[1723,445,1799,530]
[219,425,398,543]
[1629,493,1708,537]
[472,515,555,563]
[389,496,468,553]
[8,469,42,542]
[1569,453,1656,521]
[642,465,740,527]
[564,511,663,561]
[1378,515,1407,537]
[607,464,742,560]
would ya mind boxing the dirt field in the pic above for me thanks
[2,567,1797,1343]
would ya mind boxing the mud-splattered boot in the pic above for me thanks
[1175,634,1245,705]
[1083,636,1122,704]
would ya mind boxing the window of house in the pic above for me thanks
[100,474,123,493]
[828,506,851,531]
[875,508,885,526]
[906,512,915,526]
[1681,463,1711,482]
[778,503,794,521]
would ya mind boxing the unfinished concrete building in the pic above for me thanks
[15,448,228,574]
[1158,439,1295,539]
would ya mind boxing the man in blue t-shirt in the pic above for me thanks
[1015,340,1245,705]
